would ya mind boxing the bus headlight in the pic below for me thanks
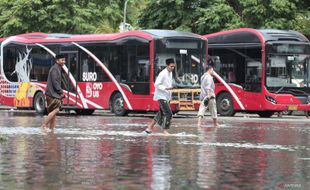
[265,95,277,104]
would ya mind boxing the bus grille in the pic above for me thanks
[170,89,201,111]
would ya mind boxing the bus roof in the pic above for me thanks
[143,29,202,39]
[0,30,204,44]
[204,28,309,45]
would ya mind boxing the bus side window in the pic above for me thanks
[80,45,111,82]
[82,59,89,73]
[136,44,149,82]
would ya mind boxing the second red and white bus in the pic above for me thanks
[205,28,310,117]
[0,30,206,115]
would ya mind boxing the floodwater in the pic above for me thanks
[0,111,310,190]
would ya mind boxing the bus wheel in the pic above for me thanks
[216,92,235,116]
[109,101,114,113]
[257,111,274,118]
[112,93,128,116]
[172,110,179,115]
[306,111,310,118]
[281,110,293,115]
[33,92,46,115]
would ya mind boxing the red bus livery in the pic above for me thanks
[205,28,310,117]
[0,30,206,115]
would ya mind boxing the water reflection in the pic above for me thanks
[0,112,309,189]
[197,127,217,189]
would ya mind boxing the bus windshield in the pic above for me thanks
[266,43,310,93]
[154,39,206,88]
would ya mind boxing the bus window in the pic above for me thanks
[4,45,40,83]
[130,45,149,82]
[3,47,17,82]
[109,46,122,82]
[209,48,245,85]
[80,45,110,82]
[154,39,204,88]
[209,47,261,92]
[30,47,54,82]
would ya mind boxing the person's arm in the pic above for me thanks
[205,77,213,98]
[50,68,63,96]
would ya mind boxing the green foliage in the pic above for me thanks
[0,0,309,37]
[195,0,244,34]
[294,10,310,38]
[139,0,310,36]
[0,0,148,36]
[0,0,101,36]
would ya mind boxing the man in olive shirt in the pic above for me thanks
[41,54,65,131]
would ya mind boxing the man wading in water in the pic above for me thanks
[144,58,176,135]
[41,54,66,131]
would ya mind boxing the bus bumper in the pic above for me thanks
[263,103,310,111]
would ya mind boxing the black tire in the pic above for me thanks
[281,110,293,115]
[257,111,274,118]
[75,109,95,115]
[172,110,179,115]
[109,99,114,113]
[112,93,128,116]
[216,92,235,116]
[33,92,46,115]
[305,111,310,118]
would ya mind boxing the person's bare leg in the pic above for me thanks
[197,116,203,127]
[213,118,219,127]
[145,119,156,133]
[163,129,170,135]
[41,108,59,129]
[49,115,56,130]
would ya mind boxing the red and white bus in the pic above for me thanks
[0,30,206,115]
[204,28,310,117]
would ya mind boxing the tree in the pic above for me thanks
[0,0,102,37]
[138,0,310,36]
[195,0,244,34]
[138,0,203,32]
[95,0,149,33]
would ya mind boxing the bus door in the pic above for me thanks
[243,60,262,109]
[61,51,78,106]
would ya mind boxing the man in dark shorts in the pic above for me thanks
[41,54,66,131]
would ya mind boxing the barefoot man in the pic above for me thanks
[144,58,175,135]
[41,54,65,131]
[197,64,219,127]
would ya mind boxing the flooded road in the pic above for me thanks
[0,110,309,190]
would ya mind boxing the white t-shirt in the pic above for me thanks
[200,72,215,100]
[153,68,173,101]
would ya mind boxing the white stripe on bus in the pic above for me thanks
[72,42,133,110]
[213,71,245,110]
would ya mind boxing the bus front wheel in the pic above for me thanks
[216,92,235,116]
[33,92,46,115]
[112,93,128,116]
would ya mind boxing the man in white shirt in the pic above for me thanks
[144,58,175,135]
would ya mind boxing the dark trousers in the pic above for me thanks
[154,99,173,129]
